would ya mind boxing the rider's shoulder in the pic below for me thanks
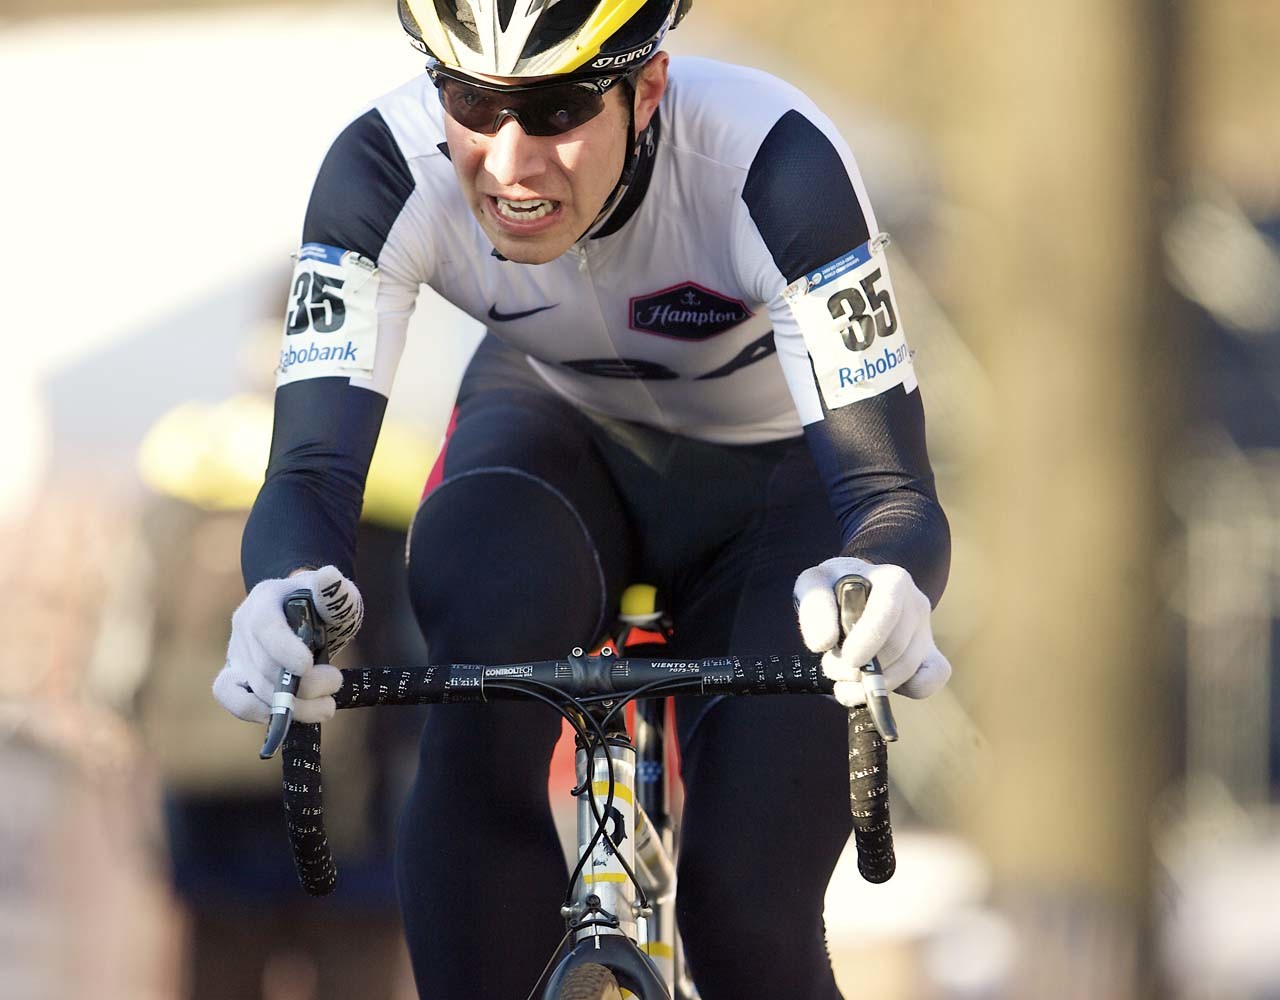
[662,56,837,170]
[319,73,451,176]
[302,73,456,262]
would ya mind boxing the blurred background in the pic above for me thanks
[3,1,1279,997]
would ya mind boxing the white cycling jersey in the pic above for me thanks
[247,53,945,598]
[278,56,915,445]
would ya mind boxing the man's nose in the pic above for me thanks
[483,115,545,188]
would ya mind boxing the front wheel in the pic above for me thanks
[556,963,624,1000]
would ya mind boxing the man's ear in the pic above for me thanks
[632,52,669,132]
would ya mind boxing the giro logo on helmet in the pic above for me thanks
[591,43,655,70]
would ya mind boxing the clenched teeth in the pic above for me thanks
[496,197,558,222]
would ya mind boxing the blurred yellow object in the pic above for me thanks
[136,394,437,529]
[619,583,659,618]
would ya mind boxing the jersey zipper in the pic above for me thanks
[570,239,670,431]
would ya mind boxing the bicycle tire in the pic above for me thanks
[556,963,624,1000]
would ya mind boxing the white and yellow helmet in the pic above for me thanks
[399,0,692,79]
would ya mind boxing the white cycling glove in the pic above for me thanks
[793,557,951,708]
[213,565,363,724]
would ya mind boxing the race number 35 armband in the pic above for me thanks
[276,243,380,386]
[783,233,916,409]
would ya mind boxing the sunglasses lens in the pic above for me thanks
[436,77,608,136]
[437,79,507,132]
[523,88,605,136]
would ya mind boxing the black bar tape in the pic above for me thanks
[282,722,338,896]
[695,654,830,695]
[335,665,456,709]
[847,705,895,883]
[331,655,833,710]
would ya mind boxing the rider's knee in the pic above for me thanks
[406,467,615,663]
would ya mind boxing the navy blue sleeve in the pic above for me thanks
[744,110,950,604]
[242,379,388,584]
[303,109,416,259]
[241,108,416,588]
[802,386,949,605]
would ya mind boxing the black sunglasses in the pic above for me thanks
[427,61,633,137]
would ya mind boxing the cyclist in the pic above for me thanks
[216,2,952,997]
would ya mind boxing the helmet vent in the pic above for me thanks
[398,0,423,40]
[497,0,517,33]
[434,0,480,50]
[519,0,597,62]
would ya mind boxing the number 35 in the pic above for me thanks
[826,268,897,352]
[286,272,347,335]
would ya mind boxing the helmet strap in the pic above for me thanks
[619,78,642,188]
[581,77,646,239]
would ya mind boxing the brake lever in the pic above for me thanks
[259,591,329,760]
[835,575,899,742]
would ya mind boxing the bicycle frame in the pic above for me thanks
[540,697,695,1000]
[633,697,697,1000]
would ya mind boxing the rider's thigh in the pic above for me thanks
[670,436,840,734]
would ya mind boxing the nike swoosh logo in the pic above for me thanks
[488,303,558,322]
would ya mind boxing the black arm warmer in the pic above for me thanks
[241,377,388,587]
[803,384,950,606]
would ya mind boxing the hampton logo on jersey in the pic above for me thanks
[629,282,751,340]
[277,243,380,386]
[783,233,916,408]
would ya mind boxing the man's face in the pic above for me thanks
[443,56,668,265]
